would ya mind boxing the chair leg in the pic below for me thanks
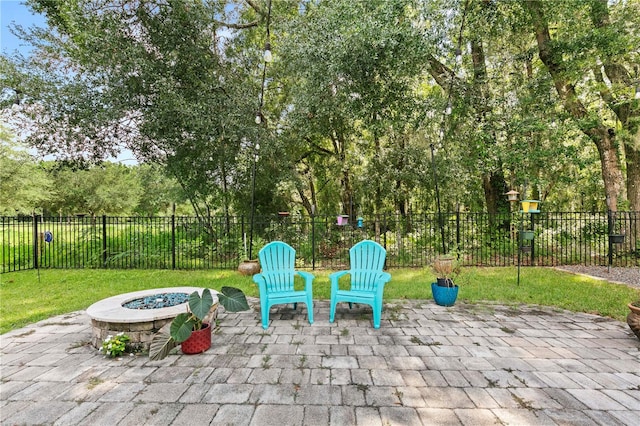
[261,299,269,329]
[306,296,314,324]
[293,302,298,311]
[329,298,337,323]
[372,301,381,329]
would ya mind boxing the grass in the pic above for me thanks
[1,267,638,334]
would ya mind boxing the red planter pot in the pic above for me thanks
[181,323,212,355]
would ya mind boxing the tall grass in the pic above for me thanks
[1,267,638,334]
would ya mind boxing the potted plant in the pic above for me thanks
[627,300,640,341]
[149,287,250,360]
[431,254,461,306]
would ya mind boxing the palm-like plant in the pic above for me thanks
[149,287,249,360]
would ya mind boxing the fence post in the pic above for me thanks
[102,215,107,267]
[311,213,316,270]
[456,207,461,249]
[383,214,387,249]
[32,213,38,270]
[607,209,613,268]
[171,215,176,270]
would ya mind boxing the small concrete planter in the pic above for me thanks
[238,260,261,275]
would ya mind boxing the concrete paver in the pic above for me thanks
[1,300,639,425]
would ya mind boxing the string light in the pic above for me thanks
[263,42,273,63]
[430,0,469,255]
[255,0,272,126]
[249,0,272,259]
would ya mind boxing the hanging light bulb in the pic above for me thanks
[635,86,640,100]
[255,113,261,124]
[263,42,273,63]
[445,103,452,115]
[455,48,462,64]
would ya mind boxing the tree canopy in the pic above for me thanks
[1,0,639,219]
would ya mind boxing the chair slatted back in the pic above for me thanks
[258,241,296,293]
[349,240,386,291]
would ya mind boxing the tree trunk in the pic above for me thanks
[395,134,407,217]
[426,37,509,217]
[296,180,314,217]
[331,130,354,220]
[627,147,640,212]
[526,0,625,212]
[470,39,509,218]
[589,0,640,212]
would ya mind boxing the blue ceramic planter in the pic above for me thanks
[431,282,459,306]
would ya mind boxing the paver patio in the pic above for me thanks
[1,299,639,425]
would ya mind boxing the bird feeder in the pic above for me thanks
[521,200,540,213]
[609,234,625,244]
[505,190,519,202]
[520,230,534,240]
[337,215,349,226]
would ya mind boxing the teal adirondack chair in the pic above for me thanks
[253,241,314,329]
[329,240,391,329]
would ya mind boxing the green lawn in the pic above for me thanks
[1,267,638,334]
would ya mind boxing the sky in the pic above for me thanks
[0,0,46,56]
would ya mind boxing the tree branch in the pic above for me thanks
[213,20,258,30]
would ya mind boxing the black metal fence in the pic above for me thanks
[1,211,638,273]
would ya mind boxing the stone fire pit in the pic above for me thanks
[86,287,219,350]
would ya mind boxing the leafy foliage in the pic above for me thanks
[1,0,639,217]
[0,129,52,214]
[218,286,250,313]
[99,332,130,358]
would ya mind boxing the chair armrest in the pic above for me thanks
[375,272,391,299]
[377,272,391,284]
[252,273,268,295]
[296,270,315,291]
[329,270,350,292]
